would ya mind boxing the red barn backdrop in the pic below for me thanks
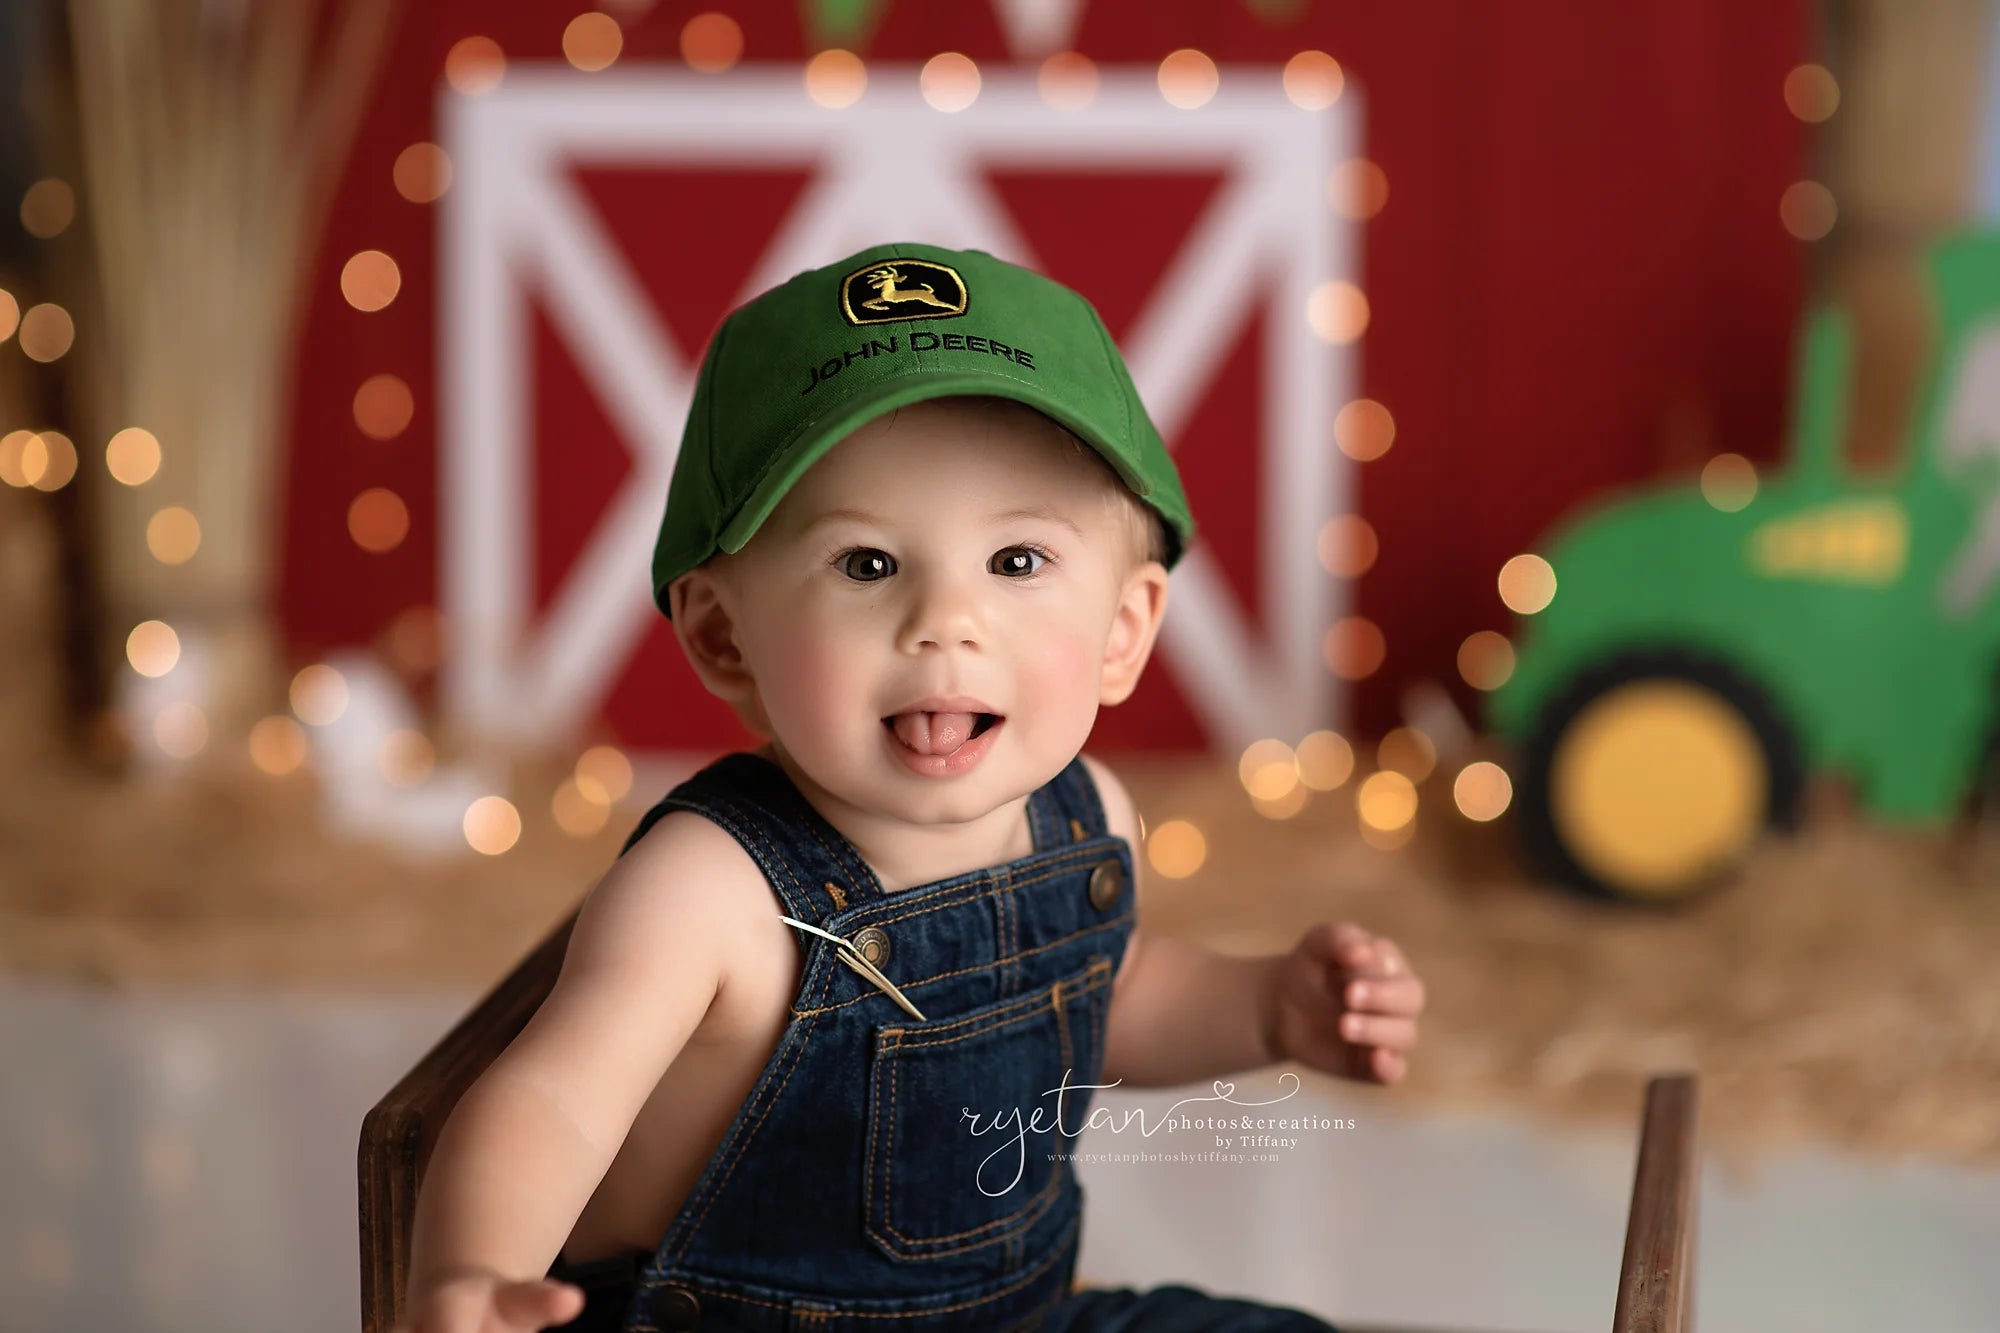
[282,0,1809,762]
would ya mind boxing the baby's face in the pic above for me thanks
[719,399,1143,825]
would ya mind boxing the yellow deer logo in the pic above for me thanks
[859,266,960,313]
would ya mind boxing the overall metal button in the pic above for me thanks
[852,925,891,967]
[653,1285,701,1329]
[1087,858,1125,910]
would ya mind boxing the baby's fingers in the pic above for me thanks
[493,1279,585,1330]
[1344,974,1425,1018]
[1338,1013,1418,1051]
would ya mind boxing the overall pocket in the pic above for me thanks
[863,954,1114,1263]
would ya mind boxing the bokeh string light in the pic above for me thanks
[14,431,78,491]
[1308,281,1369,344]
[1497,553,1557,614]
[1282,51,1343,109]
[1038,52,1098,110]
[353,374,415,440]
[554,778,611,836]
[1453,761,1513,821]
[0,287,18,342]
[341,251,401,312]
[1701,453,1758,511]
[464,795,522,855]
[1780,180,1836,241]
[444,36,505,95]
[290,664,350,727]
[804,49,866,107]
[681,13,744,73]
[1316,514,1378,577]
[1237,738,1300,802]
[1157,49,1218,109]
[563,12,623,71]
[379,730,436,786]
[392,143,452,204]
[1333,398,1394,461]
[348,488,411,554]
[921,52,980,112]
[126,621,180,677]
[105,427,161,485]
[19,303,74,362]
[1146,819,1207,878]
[1328,158,1389,220]
[1457,630,1516,691]
[248,716,308,776]
[1783,64,1839,123]
[20,178,76,239]
[1323,615,1386,680]
[1377,727,1437,782]
[573,745,634,805]
[146,506,201,564]
[1295,730,1355,790]
[0,430,37,487]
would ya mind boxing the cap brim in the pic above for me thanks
[714,371,1152,555]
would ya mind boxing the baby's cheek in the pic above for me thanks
[760,637,856,737]
[1016,624,1104,718]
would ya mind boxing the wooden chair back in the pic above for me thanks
[359,920,1700,1333]
[357,910,577,1333]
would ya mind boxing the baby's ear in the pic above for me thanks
[669,568,756,702]
[1099,560,1169,707]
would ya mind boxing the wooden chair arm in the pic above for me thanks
[357,908,578,1333]
[1612,1072,1700,1333]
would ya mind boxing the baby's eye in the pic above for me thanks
[991,546,1049,578]
[837,548,896,582]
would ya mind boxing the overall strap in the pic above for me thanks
[617,754,857,925]
[1034,754,1113,849]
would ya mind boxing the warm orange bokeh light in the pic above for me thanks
[1323,617,1387,680]
[564,12,624,71]
[1308,281,1369,344]
[1158,49,1218,109]
[348,488,411,553]
[353,374,415,440]
[444,36,505,95]
[1038,52,1099,110]
[393,143,452,204]
[341,251,401,312]
[1334,398,1395,461]
[681,13,743,73]
[1282,51,1343,109]
[804,49,867,108]
[921,52,981,112]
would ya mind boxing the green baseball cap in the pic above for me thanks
[650,241,1195,617]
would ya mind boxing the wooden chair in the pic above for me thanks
[359,908,1700,1333]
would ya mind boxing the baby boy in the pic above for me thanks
[398,244,1425,1333]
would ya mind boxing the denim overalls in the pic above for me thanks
[549,751,1338,1333]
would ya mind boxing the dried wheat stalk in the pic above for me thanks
[64,0,392,737]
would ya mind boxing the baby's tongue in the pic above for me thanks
[891,711,979,755]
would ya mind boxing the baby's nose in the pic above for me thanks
[895,575,987,652]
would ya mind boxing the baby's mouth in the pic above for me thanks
[883,711,1001,756]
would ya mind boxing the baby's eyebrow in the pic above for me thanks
[802,505,1084,536]
[989,505,1084,536]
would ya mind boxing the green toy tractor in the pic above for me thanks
[1489,231,2000,902]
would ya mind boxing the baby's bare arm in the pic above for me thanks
[1081,755,1281,1086]
[406,812,761,1302]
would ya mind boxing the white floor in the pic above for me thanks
[2,979,1996,1333]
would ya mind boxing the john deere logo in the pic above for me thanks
[840,260,968,326]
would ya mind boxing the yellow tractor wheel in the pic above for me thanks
[1517,651,1803,902]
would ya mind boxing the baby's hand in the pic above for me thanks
[392,1267,585,1333]
[1265,922,1424,1085]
